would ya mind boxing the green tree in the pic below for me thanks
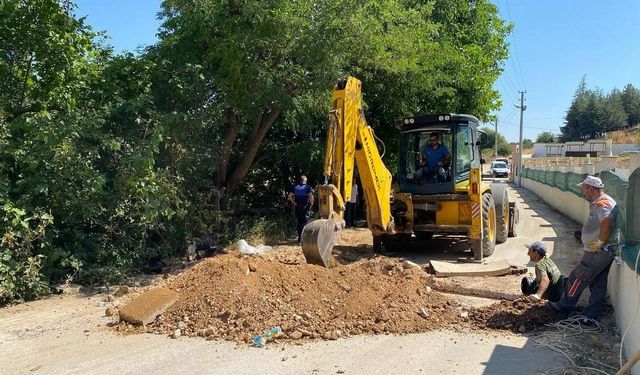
[0,1,182,302]
[621,84,640,126]
[561,77,589,141]
[153,0,510,209]
[0,0,98,302]
[536,132,555,143]
[602,89,628,131]
[561,78,639,141]
[522,138,533,149]
[479,127,510,155]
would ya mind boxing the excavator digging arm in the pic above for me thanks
[301,77,394,267]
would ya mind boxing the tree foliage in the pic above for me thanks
[535,132,555,143]
[560,77,639,141]
[0,0,512,304]
[479,127,511,156]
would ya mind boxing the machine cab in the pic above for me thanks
[396,114,481,195]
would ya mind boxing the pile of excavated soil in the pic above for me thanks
[112,229,566,342]
[116,253,466,342]
[470,298,565,332]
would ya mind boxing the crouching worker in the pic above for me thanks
[521,242,564,302]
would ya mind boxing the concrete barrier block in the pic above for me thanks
[629,152,640,173]
[119,287,178,326]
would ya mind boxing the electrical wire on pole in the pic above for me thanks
[515,91,527,187]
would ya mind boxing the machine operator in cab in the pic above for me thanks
[419,132,451,183]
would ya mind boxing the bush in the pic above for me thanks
[0,204,56,305]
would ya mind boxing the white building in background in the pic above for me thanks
[531,139,639,158]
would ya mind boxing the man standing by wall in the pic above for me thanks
[548,175,617,321]
[288,175,314,245]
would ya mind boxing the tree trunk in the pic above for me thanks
[215,111,239,189]
[224,107,280,195]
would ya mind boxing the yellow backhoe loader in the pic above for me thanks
[301,77,517,267]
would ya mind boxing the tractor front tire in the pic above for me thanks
[491,184,510,244]
[481,192,497,257]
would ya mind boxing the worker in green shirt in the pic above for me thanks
[520,242,565,302]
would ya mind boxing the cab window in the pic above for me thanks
[455,124,472,181]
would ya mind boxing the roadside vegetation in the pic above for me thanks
[0,0,512,305]
[561,76,640,141]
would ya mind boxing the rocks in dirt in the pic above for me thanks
[302,312,313,320]
[425,286,432,294]
[105,307,116,317]
[218,310,232,324]
[112,244,561,343]
[471,297,564,332]
[519,325,526,333]
[402,260,421,269]
[114,286,130,297]
[322,330,342,340]
[289,330,303,340]
[171,329,181,339]
[122,255,470,342]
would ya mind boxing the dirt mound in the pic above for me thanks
[118,253,467,342]
[112,229,566,343]
[470,298,565,333]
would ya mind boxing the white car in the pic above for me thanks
[490,161,510,178]
[494,157,510,168]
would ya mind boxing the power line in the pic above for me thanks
[499,119,559,131]
[503,0,527,89]
[500,68,521,97]
[501,109,519,124]
[497,78,518,105]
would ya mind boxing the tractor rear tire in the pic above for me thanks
[373,235,383,252]
[491,184,510,244]
[373,234,411,253]
[414,231,434,241]
[481,192,497,257]
[383,233,411,252]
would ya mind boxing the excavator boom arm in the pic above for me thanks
[302,77,393,267]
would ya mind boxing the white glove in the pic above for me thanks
[528,294,541,302]
[588,239,604,251]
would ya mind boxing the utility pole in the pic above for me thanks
[494,117,498,158]
[515,91,527,187]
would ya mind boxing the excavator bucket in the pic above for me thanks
[301,219,342,268]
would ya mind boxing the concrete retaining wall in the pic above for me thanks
[521,163,640,373]
[608,248,640,375]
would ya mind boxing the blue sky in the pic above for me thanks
[74,0,640,143]
[491,0,640,142]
